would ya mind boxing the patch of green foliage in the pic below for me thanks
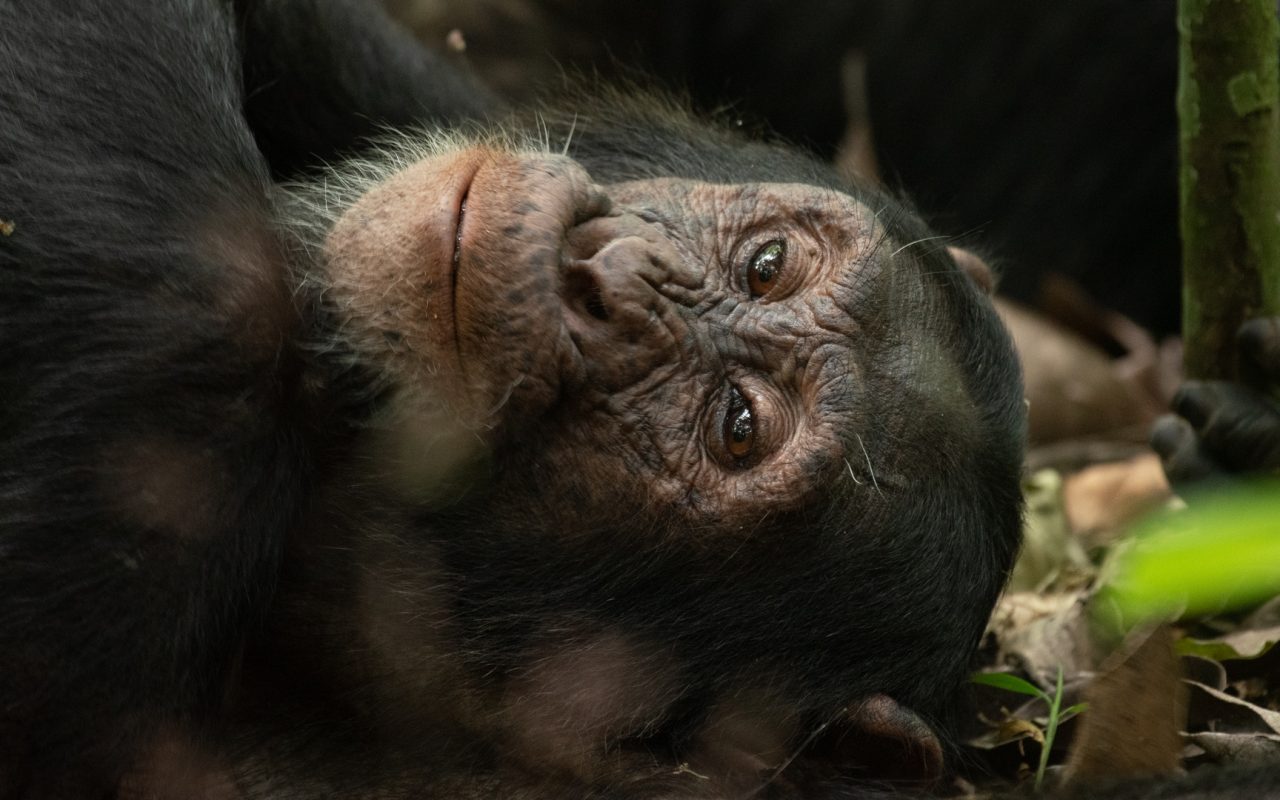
[972,667,1087,791]
[1094,483,1280,634]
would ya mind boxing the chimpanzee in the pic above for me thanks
[1153,319,1280,488]
[0,0,1025,797]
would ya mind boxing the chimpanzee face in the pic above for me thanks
[321,147,1014,528]
[305,140,1024,790]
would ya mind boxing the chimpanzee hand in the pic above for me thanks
[1151,319,1280,490]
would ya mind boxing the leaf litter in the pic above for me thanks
[964,439,1280,795]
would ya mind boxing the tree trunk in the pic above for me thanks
[1179,0,1280,380]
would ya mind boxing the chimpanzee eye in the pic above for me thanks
[723,386,756,460]
[746,239,786,298]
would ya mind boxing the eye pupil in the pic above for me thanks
[723,388,756,460]
[747,239,786,298]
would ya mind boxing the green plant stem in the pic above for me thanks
[1034,667,1065,792]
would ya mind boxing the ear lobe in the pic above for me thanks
[948,246,996,294]
[811,694,945,787]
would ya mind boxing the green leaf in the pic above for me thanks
[1060,702,1090,718]
[1036,666,1066,791]
[1095,483,1280,634]
[971,672,1048,700]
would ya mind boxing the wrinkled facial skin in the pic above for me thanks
[555,177,892,523]
[315,144,1025,792]
[326,148,939,523]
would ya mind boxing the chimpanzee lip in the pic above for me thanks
[453,194,467,265]
[451,182,470,330]
[447,163,481,371]
[453,198,468,332]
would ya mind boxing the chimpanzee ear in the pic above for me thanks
[812,694,944,787]
[948,246,996,294]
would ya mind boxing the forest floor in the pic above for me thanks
[962,439,1280,794]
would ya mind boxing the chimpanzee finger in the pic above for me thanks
[1238,317,1280,388]
[1151,413,1227,487]
[1170,380,1280,473]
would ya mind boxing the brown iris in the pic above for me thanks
[724,387,755,460]
[747,239,786,298]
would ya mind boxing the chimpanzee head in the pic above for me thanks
[289,92,1025,793]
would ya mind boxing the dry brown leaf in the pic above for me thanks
[1242,596,1280,628]
[1064,625,1186,784]
[1185,681,1280,735]
[1183,731,1280,765]
[1222,623,1280,660]
[969,716,1046,751]
[990,591,1081,637]
[1179,626,1280,662]
[1009,471,1092,592]
[996,300,1162,444]
[1062,453,1172,544]
[988,590,1096,680]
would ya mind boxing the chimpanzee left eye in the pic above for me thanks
[723,386,756,460]
[746,239,786,298]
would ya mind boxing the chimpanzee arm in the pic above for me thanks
[232,0,504,177]
[1151,319,1280,490]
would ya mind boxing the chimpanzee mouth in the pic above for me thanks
[450,178,471,340]
[453,192,468,269]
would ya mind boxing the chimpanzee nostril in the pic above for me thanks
[559,247,680,391]
[566,268,610,322]
[585,289,609,322]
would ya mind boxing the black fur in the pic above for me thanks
[232,0,501,177]
[0,0,301,790]
[864,0,1180,336]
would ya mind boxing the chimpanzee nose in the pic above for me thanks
[563,237,671,351]
[560,217,691,387]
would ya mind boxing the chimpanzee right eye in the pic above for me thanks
[746,239,786,298]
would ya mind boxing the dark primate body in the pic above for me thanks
[0,0,1026,797]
